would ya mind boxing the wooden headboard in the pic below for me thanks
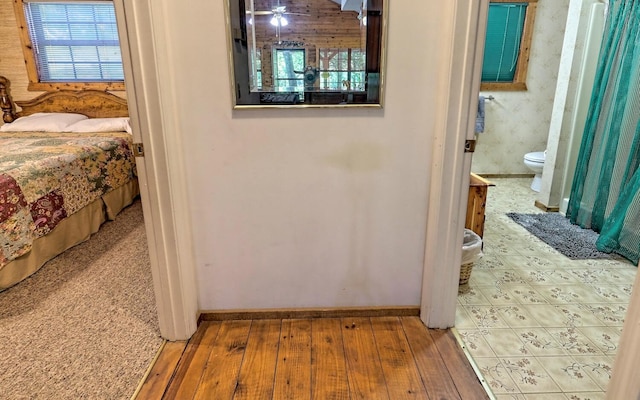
[0,76,128,123]
[0,76,15,123]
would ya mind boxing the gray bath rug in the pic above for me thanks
[506,212,618,260]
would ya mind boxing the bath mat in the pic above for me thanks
[506,212,618,260]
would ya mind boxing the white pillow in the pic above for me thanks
[0,112,88,132]
[65,117,132,133]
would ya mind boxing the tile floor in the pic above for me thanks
[456,178,637,400]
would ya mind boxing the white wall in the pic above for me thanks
[540,0,604,210]
[472,0,570,175]
[147,1,457,310]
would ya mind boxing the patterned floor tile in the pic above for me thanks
[495,395,527,400]
[483,241,525,257]
[500,356,562,393]
[455,178,636,400]
[535,285,611,304]
[513,328,567,357]
[581,303,628,326]
[590,284,631,303]
[458,286,493,305]
[474,357,521,394]
[593,268,637,285]
[503,286,549,304]
[538,356,601,392]
[571,258,632,269]
[521,269,581,285]
[491,269,530,286]
[577,326,620,355]
[512,241,563,257]
[483,329,530,357]
[496,305,542,328]
[469,268,507,286]
[466,305,512,329]
[457,329,497,358]
[474,254,514,270]
[520,304,576,327]
[478,286,520,306]
[504,255,569,270]
[546,304,609,327]
[545,327,601,356]
[522,394,569,400]
[454,305,478,329]
[563,393,606,400]
[567,268,633,285]
[570,355,614,391]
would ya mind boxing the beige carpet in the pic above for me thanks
[0,198,162,399]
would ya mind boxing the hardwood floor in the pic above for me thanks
[136,316,489,399]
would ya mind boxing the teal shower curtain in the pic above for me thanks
[567,0,640,265]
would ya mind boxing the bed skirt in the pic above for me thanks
[0,179,140,291]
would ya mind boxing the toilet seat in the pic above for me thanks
[524,151,545,192]
[524,151,545,163]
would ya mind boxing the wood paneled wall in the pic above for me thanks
[0,0,33,104]
[252,0,362,45]
[1,0,361,106]
[0,0,125,112]
[251,0,363,89]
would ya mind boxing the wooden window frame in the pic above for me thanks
[13,0,125,91]
[481,0,537,91]
[272,48,306,93]
[318,48,367,92]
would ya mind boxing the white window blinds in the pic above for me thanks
[24,1,124,82]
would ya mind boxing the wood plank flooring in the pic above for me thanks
[136,316,489,400]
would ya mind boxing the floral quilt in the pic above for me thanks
[0,131,136,268]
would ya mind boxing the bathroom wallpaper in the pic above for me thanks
[472,0,571,175]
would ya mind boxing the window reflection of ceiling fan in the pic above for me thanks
[248,4,309,27]
[247,1,309,43]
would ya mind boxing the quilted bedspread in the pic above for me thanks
[0,131,136,268]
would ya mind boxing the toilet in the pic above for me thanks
[523,151,546,192]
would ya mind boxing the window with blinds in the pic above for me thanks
[24,1,123,82]
[13,0,125,90]
[481,1,537,91]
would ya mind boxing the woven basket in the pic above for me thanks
[459,262,474,285]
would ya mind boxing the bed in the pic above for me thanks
[0,76,139,290]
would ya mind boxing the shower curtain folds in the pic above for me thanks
[567,0,640,265]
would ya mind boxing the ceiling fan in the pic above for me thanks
[247,2,309,27]
[247,1,309,44]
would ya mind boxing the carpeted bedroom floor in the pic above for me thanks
[0,198,162,399]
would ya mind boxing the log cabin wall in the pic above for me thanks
[0,0,35,105]
[0,0,126,113]
[252,0,362,90]
[1,0,358,105]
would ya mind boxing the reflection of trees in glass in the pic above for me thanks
[250,48,262,90]
[274,49,305,92]
[319,49,365,91]
[256,49,262,88]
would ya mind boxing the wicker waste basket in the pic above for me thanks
[460,229,483,285]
